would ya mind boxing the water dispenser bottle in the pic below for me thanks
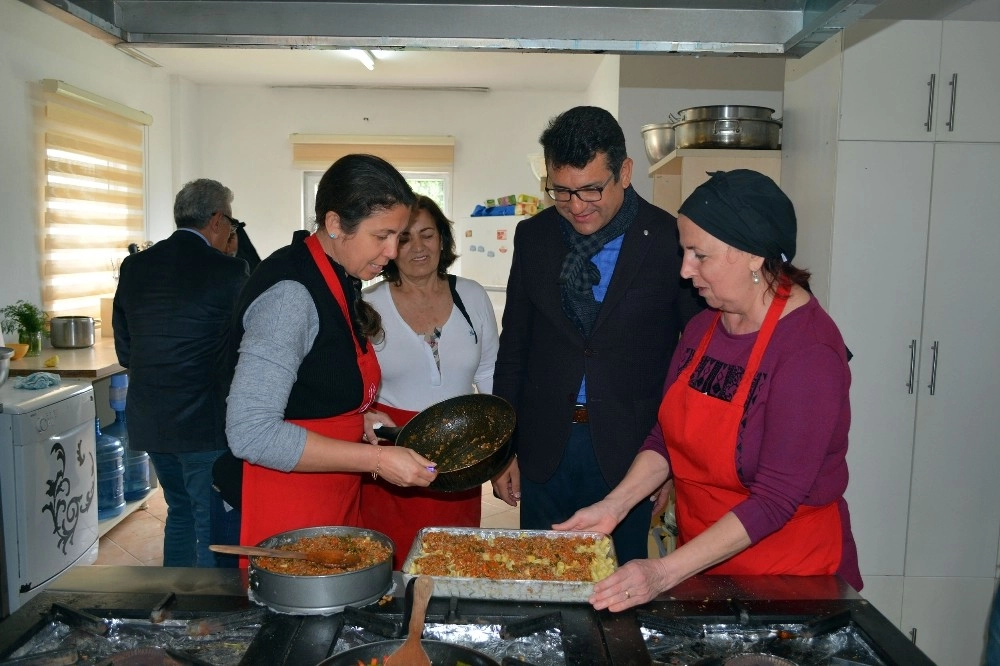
[95,417,125,520]
[104,374,151,501]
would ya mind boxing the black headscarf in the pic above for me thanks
[678,170,796,262]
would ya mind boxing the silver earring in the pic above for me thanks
[328,231,337,239]
[752,270,760,284]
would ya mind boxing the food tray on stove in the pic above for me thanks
[400,527,618,603]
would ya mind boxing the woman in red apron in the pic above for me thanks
[554,170,859,610]
[360,196,497,569]
[222,155,438,558]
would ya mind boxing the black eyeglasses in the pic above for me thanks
[545,175,615,203]
[221,213,246,233]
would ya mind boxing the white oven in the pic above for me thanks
[0,381,98,619]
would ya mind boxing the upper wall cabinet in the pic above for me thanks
[839,20,1000,142]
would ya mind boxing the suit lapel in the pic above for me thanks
[591,206,658,335]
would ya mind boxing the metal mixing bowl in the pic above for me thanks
[641,122,676,164]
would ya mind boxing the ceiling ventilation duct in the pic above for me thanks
[20,0,889,58]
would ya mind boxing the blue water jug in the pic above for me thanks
[95,417,125,520]
[104,374,150,502]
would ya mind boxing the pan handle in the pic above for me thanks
[374,426,401,442]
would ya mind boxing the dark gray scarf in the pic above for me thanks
[559,186,638,336]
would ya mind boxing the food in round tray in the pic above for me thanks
[252,534,391,575]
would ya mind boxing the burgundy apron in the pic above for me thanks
[660,282,843,577]
[240,233,381,551]
[360,402,482,570]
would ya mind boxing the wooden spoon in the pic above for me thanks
[385,575,433,666]
[208,544,360,568]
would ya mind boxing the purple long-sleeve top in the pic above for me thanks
[641,295,861,589]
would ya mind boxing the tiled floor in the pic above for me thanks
[94,482,520,566]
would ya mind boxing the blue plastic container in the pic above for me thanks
[95,417,125,520]
[104,374,150,502]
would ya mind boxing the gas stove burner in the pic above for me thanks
[725,655,798,666]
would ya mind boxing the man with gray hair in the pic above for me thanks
[113,178,249,567]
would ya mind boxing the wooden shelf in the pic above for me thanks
[647,148,782,215]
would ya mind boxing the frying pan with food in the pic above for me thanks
[374,394,515,492]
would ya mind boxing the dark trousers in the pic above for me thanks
[520,424,652,563]
[210,489,241,568]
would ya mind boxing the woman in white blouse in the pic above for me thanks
[361,196,499,568]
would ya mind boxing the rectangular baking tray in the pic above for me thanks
[400,527,618,603]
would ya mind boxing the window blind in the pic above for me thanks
[38,80,151,319]
[290,134,454,170]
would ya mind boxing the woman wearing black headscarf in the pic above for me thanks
[556,170,860,610]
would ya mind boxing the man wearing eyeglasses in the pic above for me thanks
[113,178,250,568]
[491,106,702,563]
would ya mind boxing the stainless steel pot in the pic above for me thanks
[677,105,777,121]
[247,526,393,615]
[0,347,12,387]
[673,117,781,150]
[49,316,95,348]
[641,122,676,164]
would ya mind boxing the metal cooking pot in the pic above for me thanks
[49,316,96,348]
[641,122,676,164]
[247,526,393,615]
[316,639,501,666]
[673,117,781,150]
[374,394,515,492]
[0,347,12,387]
[677,105,777,121]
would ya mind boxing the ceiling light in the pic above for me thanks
[348,49,375,71]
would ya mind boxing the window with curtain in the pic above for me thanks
[37,79,151,319]
[293,134,455,227]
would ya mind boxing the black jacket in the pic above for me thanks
[493,196,702,486]
[113,229,249,453]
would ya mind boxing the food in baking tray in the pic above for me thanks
[253,534,391,575]
[407,530,616,582]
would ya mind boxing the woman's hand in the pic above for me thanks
[362,409,395,444]
[552,499,621,535]
[589,557,676,612]
[490,457,521,506]
[375,445,438,487]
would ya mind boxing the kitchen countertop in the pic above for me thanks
[7,337,123,379]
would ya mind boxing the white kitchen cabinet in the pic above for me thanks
[840,20,1000,142]
[784,22,1000,665]
[828,141,933,577]
[900,576,995,666]
[904,142,1000,579]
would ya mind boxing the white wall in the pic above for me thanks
[181,84,599,259]
[0,0,176,314]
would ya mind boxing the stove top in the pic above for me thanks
[0,569,936,666]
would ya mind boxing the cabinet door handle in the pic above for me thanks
[907,339,917,394]
[924,73,936,132]
[910,627,918,643]
[946,73,958,132]
[927,341,940,395]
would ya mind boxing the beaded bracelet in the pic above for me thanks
[372,445,382,481]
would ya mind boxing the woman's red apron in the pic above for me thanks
[660,282,843,576]
[240,233,381,551]
[360,402,482,570]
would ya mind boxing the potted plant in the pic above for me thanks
[1,300,49,357]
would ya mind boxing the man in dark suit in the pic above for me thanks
[491,106,702,563]
[113,179,249,567]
